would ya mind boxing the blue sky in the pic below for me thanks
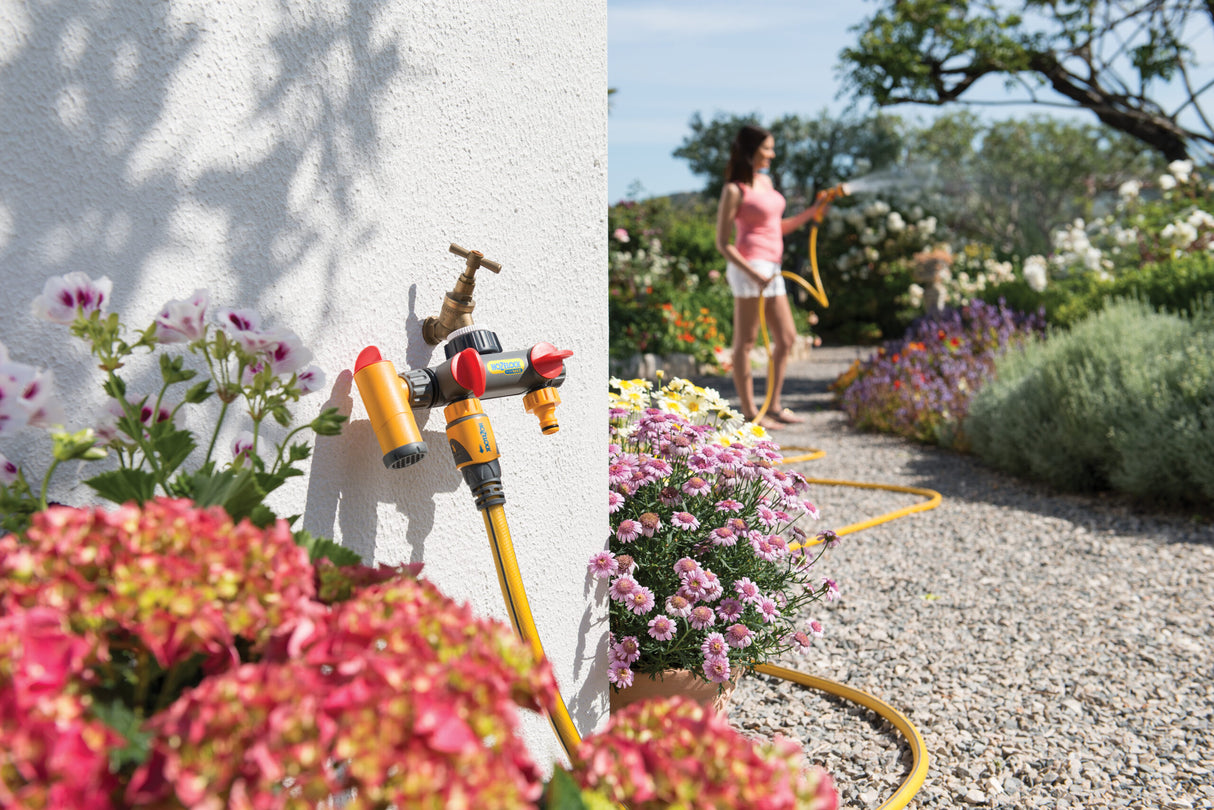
[608,0,871,201]
[607,0,1213,202]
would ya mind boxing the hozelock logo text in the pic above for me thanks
[487,359,524,375]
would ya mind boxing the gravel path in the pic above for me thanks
[693,347,1214,810]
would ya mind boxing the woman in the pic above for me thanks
[715,125,825,430]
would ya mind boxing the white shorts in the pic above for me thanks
[726,259,786,298]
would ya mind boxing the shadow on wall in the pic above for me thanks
[0,0,419,517]
[0,0,405,313]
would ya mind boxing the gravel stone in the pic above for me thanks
[693,348,1214,809]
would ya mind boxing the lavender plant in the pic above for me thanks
[835,299,1045,446]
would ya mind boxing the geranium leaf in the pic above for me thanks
[294,529,363,566]
[183,379,212,404]
[147,424,196,472]
[541,770,592,810]
[92,697,153,772]
[86,468,158,505]
[180,468,266,523]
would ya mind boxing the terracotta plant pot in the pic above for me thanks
[610,668,742,715]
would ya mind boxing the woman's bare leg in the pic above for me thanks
[763,294,799,415]
[732,296,761,418]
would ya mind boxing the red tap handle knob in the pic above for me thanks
[530,343,573,380]
[450,347,487,397]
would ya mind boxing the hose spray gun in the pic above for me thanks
[810,182,851,221]
[352,244,572,507]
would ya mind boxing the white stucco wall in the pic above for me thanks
[0,0,608,767]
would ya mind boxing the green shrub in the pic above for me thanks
[965,299,1214,506]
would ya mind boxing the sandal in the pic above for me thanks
[771,408,806,425]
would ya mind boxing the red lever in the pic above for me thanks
[530,343,573,380]
[355,345,383,373]
[450,347,487,397]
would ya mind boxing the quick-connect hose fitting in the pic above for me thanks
[444,397,506,508]
[523,386,562,434]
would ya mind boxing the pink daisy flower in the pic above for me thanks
[616,519,641,543]
[638,512,662,537]
[703,656,731,683]
[757,504,779,528]
[659,486,682,507]
[688,605,716,630]
[613,635,641,664]
[734,577,762,604]
[647,614,676,641]
[609,575,638,601]
[673,557,701,576]
[802,499,821,520]
[807,619,825,638]
[726,517,748,534]
[608,461,633,486]
[725,623,754,649]
[587,551,618,580]
[821,578,840,602]
[758,597,779,623]
[608,491,625,514]
[709,526,737,547]
[625,586,656,615]
[701,632,728,660]
[715,598,744,623]
[609,664,635,688]
[671,512,700,531]
[681,476,711,497]
[714,499,743,513]
[791,631,813,652]
[665,594,693,618]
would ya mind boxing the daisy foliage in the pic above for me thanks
[595,378,839,692]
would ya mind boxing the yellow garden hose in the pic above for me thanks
[739,223,935,809]
[482,504,584,757]
[475,220,933,807]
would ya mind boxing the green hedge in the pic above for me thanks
[964,299,1214,506]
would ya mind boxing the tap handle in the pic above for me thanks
[449,243,502,274]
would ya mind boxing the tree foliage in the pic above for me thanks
[907,111,1167,254]
[672,110,904,200]
[840,0,1214,162]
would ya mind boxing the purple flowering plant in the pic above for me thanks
[0,272,346,551]
[591,378,839,693]
[835,298,1045,446]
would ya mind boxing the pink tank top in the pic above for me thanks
[734,182,785,263]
